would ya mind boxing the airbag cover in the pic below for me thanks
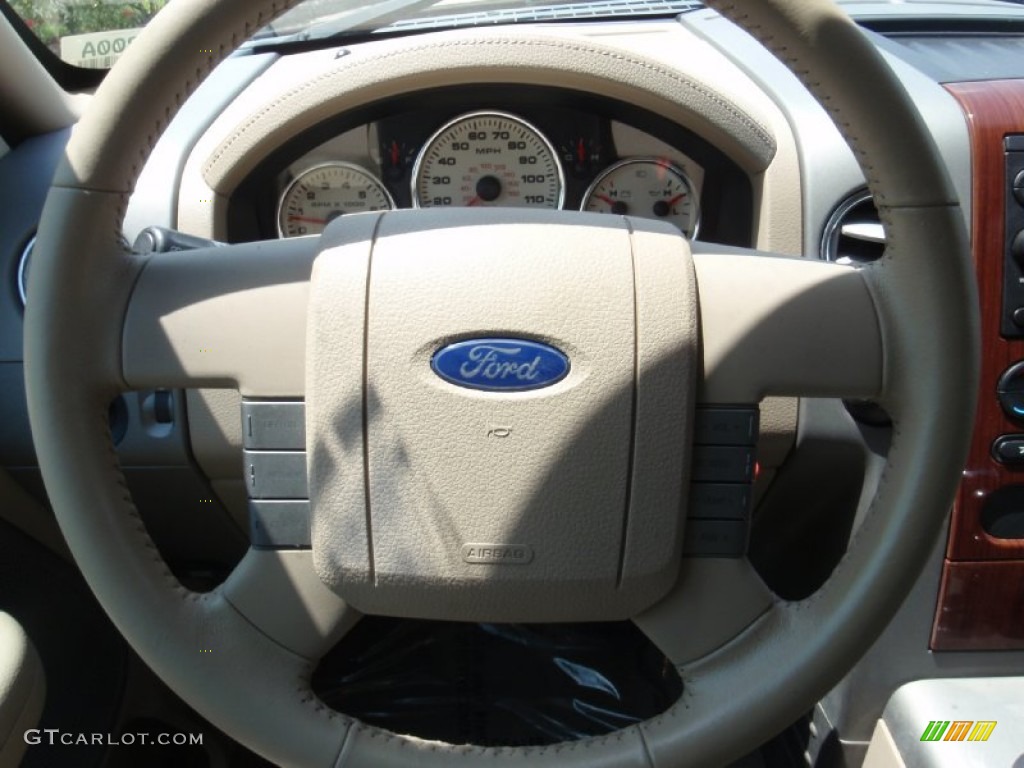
[307,209,696,621]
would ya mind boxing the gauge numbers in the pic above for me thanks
[582,158,699,238]
[413,111,564,209]
[277,162,393,237]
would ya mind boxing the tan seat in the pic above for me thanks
[0,612,45,768]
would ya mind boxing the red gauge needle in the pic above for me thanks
[287,215,329,224]
[666,193,687,207]
[594,194,617,206]
[466,197,481,206]
[577,138,586,166]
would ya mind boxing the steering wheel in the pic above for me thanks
[24,0,978,765]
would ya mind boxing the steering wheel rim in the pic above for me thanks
[24,1,979,765]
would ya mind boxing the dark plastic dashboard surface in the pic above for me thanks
[0,130,69,467]
[228,84,753,246]
[0,128,69,363]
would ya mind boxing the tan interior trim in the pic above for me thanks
[221,550,359,660]
[201,28,776,193]
[634,559,774,665]
[0,612,45,767]
[176,21,789,240]
[863,720,906,768]
[0,15,88,140]
[693,250,882,403]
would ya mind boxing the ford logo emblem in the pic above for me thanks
[432,338,570,392]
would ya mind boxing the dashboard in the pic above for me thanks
[226,86,753,246]
[10,5,1024,763]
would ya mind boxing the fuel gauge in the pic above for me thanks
[582,157,699,238]
[382,138,417,182]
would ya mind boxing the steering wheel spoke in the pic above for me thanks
[122,237,317,397]
[633,557,774,667]
[220,549,361,660]
[694,246,883,404]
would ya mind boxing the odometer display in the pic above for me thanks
[413,112,564,209]
[277,162,393,237]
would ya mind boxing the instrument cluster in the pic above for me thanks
[271,105,705,240]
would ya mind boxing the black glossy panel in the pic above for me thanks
[981,485,1024,539]
[314,618,681,746]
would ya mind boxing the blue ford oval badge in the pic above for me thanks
[432,338,570,392]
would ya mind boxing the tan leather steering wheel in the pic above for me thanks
[24,0,979,765]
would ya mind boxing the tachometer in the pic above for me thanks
[413,111,564,209]
[582,158,699,238]
[277,162,393,237]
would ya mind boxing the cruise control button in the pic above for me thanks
[693,407,758,446]
[245,450,308,499]
[688,483,751,521]
[993,435,1024,465]
[250,500,311,548]
[242,401,306,450]
[691,446,754,483]
[683,520,748,557]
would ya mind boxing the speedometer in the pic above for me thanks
[413,111,564,209]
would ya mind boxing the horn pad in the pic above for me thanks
[307,209,697,622]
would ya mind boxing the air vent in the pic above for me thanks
[16,234,34,307]
[821,191,885,265]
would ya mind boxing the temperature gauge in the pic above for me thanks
[582,157,699,238]
[560,136,604,179]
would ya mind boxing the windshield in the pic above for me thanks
[9,0,170,68]
[5,0,706,68]
[8,0,1024,70]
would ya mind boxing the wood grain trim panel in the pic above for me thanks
[944,80,1024,561]
[931,560,1024,651]
[933,80,1024,651]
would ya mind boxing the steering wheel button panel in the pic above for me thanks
[241,400,306,450]
[682,520,749,557]
[244,450,309,499]
[693,406,759,446]
[691,446,755,483]
[250,500,311,549]
[307,210,696,622]
[687,484,751,522]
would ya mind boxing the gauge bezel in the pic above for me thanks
[411,110,566,210]
[581,156,701,239]
[276,161,395,238]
